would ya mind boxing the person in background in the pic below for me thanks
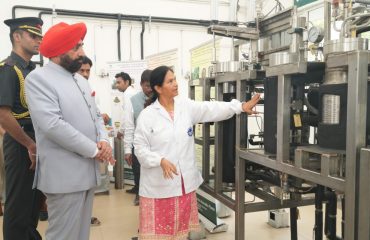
[0,17,44,240]
[115,71,138,193]
[115,71,137,140]
[25,22,115,240]
[0,125,5,216]
[134,65,260,239]
[123,69,152,206]
[77,55,92,80]
[115,71,136,97]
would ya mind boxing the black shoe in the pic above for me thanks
[131,237,138,240]
[91,217,101,226]
[126,186,138,194]
[39,211,48,221]
[133,194,139,206]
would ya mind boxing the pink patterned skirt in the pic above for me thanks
[139,191,200,240]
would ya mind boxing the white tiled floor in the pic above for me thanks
[0,184,342,240]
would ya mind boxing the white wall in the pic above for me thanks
[0,0,233,65]
[1,0,233,114]
[1,0,295,115]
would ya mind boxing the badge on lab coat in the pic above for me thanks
[187,127,193,136]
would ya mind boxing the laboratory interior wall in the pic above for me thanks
[1,0,294,115]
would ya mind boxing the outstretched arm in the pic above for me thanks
[189,93,261,124]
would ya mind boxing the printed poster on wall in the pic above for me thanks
[190,38,221,81]
[146,49,189,97]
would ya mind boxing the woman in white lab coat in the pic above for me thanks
[134,65,260,239]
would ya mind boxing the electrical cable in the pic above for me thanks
[252,106,263,132]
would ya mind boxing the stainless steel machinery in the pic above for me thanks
[191,1,370,239]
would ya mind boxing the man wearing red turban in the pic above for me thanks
[25,22,115,240]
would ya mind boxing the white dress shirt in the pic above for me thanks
[123,97,134,154]
[119,85,138,134]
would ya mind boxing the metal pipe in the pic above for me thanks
[354,18,370,35]
[340,13,370,37]
[324,0,331,41]
[140,18,145,60]
[343,0,351,20]
[304,97,319,115]
[113,138,123,189]
[352,18,370,29]
[290,207,298,240]
[18,4,225,64]
[354,0,370,4]
[341,197,345,239]
[13,5,50,18]
[212,32,217,63]
[314,185,324,240]
[37,11,50,66]
[331,209,337,240]
[289,189,301,240]
[13,5,225,27]
[325,195,329,236]
[325,190,337,240]
[39,10,117,20]
[38,10,121,64]
[245,170,280,185]
[344,51,368,240]
[117,14,122,61]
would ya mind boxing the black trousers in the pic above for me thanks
[3,132,42,240]
[132,148,141,191]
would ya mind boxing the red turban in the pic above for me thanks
[40,22,87,58]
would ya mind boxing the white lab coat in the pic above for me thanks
[134,97,244,198]
[120,85,138,133]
